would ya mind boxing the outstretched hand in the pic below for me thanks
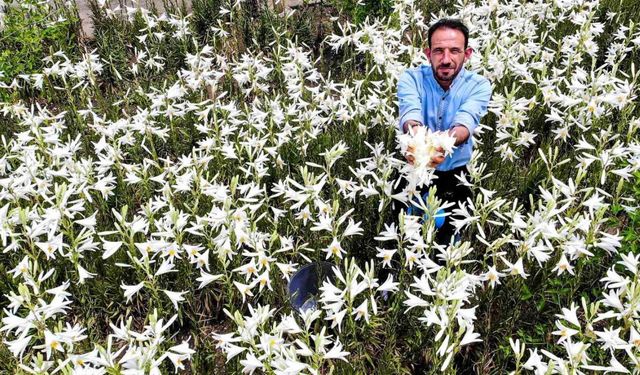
[430,146,445,167]
[404,143,445,168]
[406,144,415,165]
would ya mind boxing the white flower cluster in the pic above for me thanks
[397,126,458,187]
[0,0,639,373]
[2,256,193,373]
[214,305,350,374]
[511,252,640,373]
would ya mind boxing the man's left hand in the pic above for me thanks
[429,146,445,168]
[449,125,470,146]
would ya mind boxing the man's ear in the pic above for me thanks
[424,48,431,61]
[464,47,473,61]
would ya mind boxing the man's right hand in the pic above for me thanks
[403,121,422,165]
[406,144,415,165]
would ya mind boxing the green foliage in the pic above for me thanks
[329,0,395,24]
[619,172,640,253]
[191,0,224,41]
[0,1,79,91]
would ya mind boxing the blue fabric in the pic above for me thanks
[397,65,492,171]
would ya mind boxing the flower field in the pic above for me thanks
[0,0,639,373]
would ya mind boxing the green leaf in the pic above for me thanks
[520,284,533,301]
[536,298,545,311]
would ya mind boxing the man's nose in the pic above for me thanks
[442,50,451,64]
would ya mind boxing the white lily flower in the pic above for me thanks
[121,282,145,302]
[163,290,188,310]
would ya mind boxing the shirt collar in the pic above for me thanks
[450,67,467,90]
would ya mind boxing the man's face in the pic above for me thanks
[425,27,473,88]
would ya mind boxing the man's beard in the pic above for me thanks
[432,64,462,83]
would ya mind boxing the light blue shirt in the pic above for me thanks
[397,65,492,171]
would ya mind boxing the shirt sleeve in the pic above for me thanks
[452,77,492,135]
[397,70,424,132]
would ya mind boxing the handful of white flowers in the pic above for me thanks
[397,126,457,186]
[398,126,456,188]
[398,126,457,167]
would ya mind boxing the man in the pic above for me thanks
[397,18,492,245]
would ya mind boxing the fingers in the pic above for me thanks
[407,154,443,168]
[405,145,415,165]
[432,147,444,166]
[406,154,415,165]
[406,146,445,167]
[429,154,445,168]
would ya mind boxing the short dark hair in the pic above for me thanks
[428,19,469,49]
